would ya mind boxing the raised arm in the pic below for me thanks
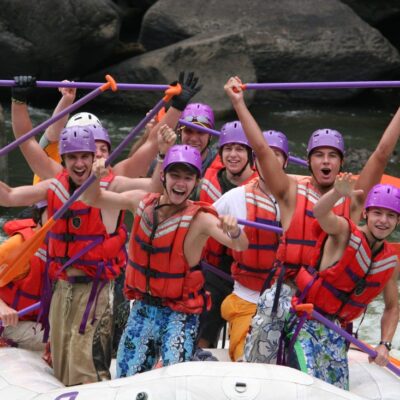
[113,71,201,178]
[354,107,400,203]
[224,77,297,208]
[0,179,49,207]
[43,83,76,142]
[313,173,361,236]
[11,77,62,179]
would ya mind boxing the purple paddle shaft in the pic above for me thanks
[52,96,167,221]
[0,79,169,91]
[0,301,41,327]
[178,118,220,136]
[237,218,283,234]
[311,308,400,377]
[178,119,308,167]
[244,81,400,90]
[0,86,105,157]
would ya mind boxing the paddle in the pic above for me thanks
[0,301,41,328]
[241,81,400,90]
[237,218,283,234]
[0,79,169,91]
[294,304,400,377]
[178,119,308,168]
[0,75,117,157]
[0,83,182,287]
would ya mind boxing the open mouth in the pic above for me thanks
[172,188,186,197]
[321,168,331,176]
[73,169,86,178]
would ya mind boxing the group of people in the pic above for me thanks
[0,73,398,390]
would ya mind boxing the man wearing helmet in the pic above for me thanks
[224,76,400,365]
[286,174,399,389]
[0,126,176,386]
[199,129,289,361]
[81,144,249,377]
[197,121,258,352]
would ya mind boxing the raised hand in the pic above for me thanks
[171,71,202,111]
[91,158,108,179]
[157,124,177,155]
[11,75,36,103]
[224,76,244,105]
[334,172,363,199]
[58,80,76,101]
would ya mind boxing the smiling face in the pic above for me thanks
[95,141,110,160]
[180,126,210,158]
[162,164,199,205]
[363,207,400,241]
[309,147,343,189]
[221,143,251,175]
[63,151,94,186]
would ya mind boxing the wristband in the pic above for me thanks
[227,228,241,240]
[156,152,165,162]
[379,341,392,351]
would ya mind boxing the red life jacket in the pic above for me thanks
[276,177,351,280]
[230,179,280,291]
[0,220,46,320]
[125,193,218,314]
[295,219,398,323]
[201,168,258,271]
[46,170,127,281]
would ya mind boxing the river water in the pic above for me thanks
[0,102,399,355]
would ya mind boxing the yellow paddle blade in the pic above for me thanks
[0,218,55,287]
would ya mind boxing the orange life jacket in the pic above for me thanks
[125,193,218,314]
[295,219,398,323]
[230,179,280,291]
[276,177,351,280]
[0,220,46,320]
[46,170,127,281]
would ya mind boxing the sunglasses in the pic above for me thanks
[183,115,212,125]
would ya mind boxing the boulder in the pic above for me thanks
[137,0,400,103]
[84,32,256,115]
[0,0,120,79]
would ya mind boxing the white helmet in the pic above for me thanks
[66,112,102,128]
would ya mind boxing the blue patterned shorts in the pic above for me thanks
[116,300,199,377]
[285,318,349,390]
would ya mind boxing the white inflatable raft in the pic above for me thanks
[0,347,398,400]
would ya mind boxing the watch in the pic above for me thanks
[379,341,392,351]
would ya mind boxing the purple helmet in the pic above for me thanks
[219,121,250,148]
[163,145,202,176]
[181,103,215,129]
[59,126,96,156]
[365,184,400,214]
[89,125,111,150]
[262,130,289,159]
[307,129,345,157]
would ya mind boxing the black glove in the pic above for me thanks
[11,75,36,103]
[171,71,202,111]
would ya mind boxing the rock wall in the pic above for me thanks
[1,0,400,112]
